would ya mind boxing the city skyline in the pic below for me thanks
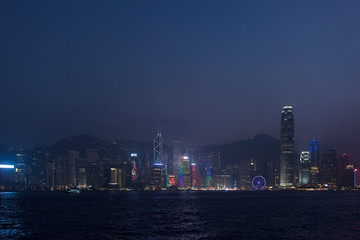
[0,105,356,164]
[0,105,358,193]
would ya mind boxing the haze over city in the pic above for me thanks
[1,1,360,159]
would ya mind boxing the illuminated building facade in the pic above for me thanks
[152,163,164,189]
[280,106,295,187]
[183,156,191,188]
[152,131,165,189]
[179,155,191,188]
[213,174,231,189]
[172,140,182,185]
[168,174,176,187]
[0,164,16,190]
[15,151,26,189]
[309,139,320,185]
[110,167,126,187]
[191,163,196,188]
[179,155,185,187]
[354,169,358,187]
[206,158,212,188]
[299,151,311,184]
[130,153,138,181]
[154,131,163,165]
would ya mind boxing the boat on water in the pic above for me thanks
[65,189,81,194]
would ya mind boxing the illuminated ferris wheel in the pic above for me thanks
[252,176,266,190]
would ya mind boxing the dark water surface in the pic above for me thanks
[1,191,360,239]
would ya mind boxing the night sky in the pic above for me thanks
[1,1,360,159]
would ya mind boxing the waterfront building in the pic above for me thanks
[86,149,104,188]
[354,169,358,187]
[152,131,166,189]
[280,106,295,187]
[319,150,338,187]
[0,164,16,190]
[179,155,191,188]
[182,156,191,188]
[168,174,176,186]
[299,151,311,184]
[309,139,320,185]
[55,157,67,189]
[213,174,231,189]
[191,163,196,188]
[66,150,78,187]
[172,140,183,185]
[206,158,212,188]
[341,153,355,187]
[28,146,49,189]
[46,160,56,189]
[130,153,138,181]
[109,167,126,188]
[15,150,26,189]
[154,131,163,165]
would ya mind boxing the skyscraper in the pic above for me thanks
[67,150,79,187]
[280,106,295,187]
[206,158,212,188]
[191,163,196,188]
[153,131,163,164]
[172,140,183,185]
[299,151,311,184]
[152,131,165,189]
[130,153,138,182]
[319,150,338,187]
[179,155,185,187]
[183,156,191,188]
[340,153,354,188]
[309,139,320,185]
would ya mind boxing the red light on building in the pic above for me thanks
[192,163,196,188]
[168,174,176,186]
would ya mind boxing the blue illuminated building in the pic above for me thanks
[309,139,320,165]
[152,131,166,189]
[309,139,320,185]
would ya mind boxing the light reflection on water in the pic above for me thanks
[0,192,29,239]
[1,191,360,239]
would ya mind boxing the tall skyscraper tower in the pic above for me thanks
[309,139,320,185]
[299,151,311,184]
[206,158,212,188]
[154,131,163,164]
[172,140,183,185]
[340,153,354,187]
[280,106,295,187]
[152,131,165,189]
[320,150,338,187]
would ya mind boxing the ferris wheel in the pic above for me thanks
[252,176,266,190]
